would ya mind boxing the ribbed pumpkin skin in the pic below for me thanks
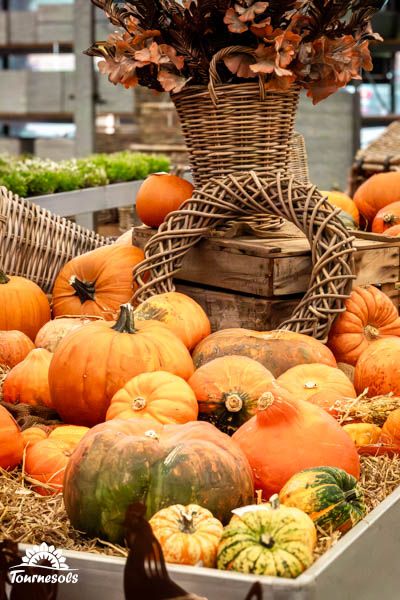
[21,426,50,448]
[0,405,24,469]
[192,329,337,376]
[48,425,89,446]
[3,348,53,408]
[52,244,145,321]
[149,504,223,567]
[134,291,211,350]
[64,419,254,542]
[354,172,400,223]
[25,438,76,495]
[0,330,35,368]
[35,317,99,352]
[328,285,400,366]
[0,273,50,340]
[279,467,366,533]
[188,356,276,435]
[217,507,316,578]
[277,363,357,402]
[354,337,400,396]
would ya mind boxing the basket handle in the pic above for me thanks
[208,46,265,105]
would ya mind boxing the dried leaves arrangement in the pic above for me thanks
[86,1,382,101]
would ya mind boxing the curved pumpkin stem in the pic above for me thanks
[112,303,136,334]
[69,275,96,304]
[224,393,243,413]
[0,270,10,284]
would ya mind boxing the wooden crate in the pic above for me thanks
[133,225,400,330]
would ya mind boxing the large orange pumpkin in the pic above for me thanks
[0,330,35,368]
[49,303,194,426]
[25,438,75,495]
[0,271,50,340]
[135,291,211,350]
[233,386,360,497]
[106,371,198,425]
[354,337,400,396]
[192,328,337,376]
[277,363,357,402]
[136,173,194,228]
[35,316,101,352]
[188,355,277,435]
[354,172,400,223]
[372,201,400,233]
[322,190,360,225]
[3,348,53,407]
[52,244,144,320]
[328,285,400,366]
[0,405,24,469]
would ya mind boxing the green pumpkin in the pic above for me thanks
[63,419,254,542]
[338,210,358,230]
[217,498,316,578]
[279,466,366,533]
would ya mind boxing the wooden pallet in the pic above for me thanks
[133,225,400,331]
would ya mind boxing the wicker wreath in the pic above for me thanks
[133,171,356,341]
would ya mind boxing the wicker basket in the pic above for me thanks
[350,121,400,195]
[0,186,111,293]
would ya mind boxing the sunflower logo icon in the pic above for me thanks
[20,543,69,570]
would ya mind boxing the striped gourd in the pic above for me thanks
[217,498,316,578]
[279,467,366,533]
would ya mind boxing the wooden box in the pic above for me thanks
[133,225,400,331]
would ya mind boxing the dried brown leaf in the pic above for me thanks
[223,53,255,78]
[224,7,248,33]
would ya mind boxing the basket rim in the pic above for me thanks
[171,81,301,102]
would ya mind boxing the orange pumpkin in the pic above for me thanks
[354,337,400,396]
[232,386,360,497]
[0,405,24,469]
[372,201,400,233]
[136,173,194,228]
[188,355,277,435]
[49,303,194,426]
[343,423,382,447]
[48,425,89,446]
[114,229,133,246]
[21,426,50,448]
[354,172,400,223]
[3,348,53,407]
[135,291,211,350]
[322,190,360,225]
[328,285,400,366]
[307,390,349,419]
[0,271,50,340]
[35,316,100,352]
[0,330,35,368]
[381,409,400,447]
[384,224,400,237]
[52,244,145,321]
[277,364,357,402]
[106,371,198,425]
[24,438,75,495]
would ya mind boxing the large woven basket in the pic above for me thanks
[0,186,111,293]
[350,121,400,195]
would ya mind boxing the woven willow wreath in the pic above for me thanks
[133,171,356,341]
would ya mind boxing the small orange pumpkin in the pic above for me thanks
[380,409,400,447]
[354,172,400,223]
[372,201,400,233]
[354,337,400,397]
[106,371,198,425]
[277,363,357,402]
[21,426,50,448]
[0,330,35,368]
[343,423,382,447]
[322,190,360,225]
[0,405,24,469]
[3,348,53,407]
[24,438,75,495]
[136,173,194,228]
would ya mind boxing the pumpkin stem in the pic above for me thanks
[0,270,10,284]
[260,534,275,549]
[364,324,379,340]
[144,429,159,440]
[179,509,196,534]
[304,381,318,390]
[69,275,96,304]
[132,397,147,411]
[112,303,136,334]
[224,393,243,413]
[257,392,274,411]
[344,488,359,502]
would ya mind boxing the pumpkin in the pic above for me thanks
[354,337,400,397]
[106,371,198,425]
[384,224,400,237]
[354,172,400,223]
[149,504,223,567]
[0,271,50,340]
[279,467,366,533]
[49,303,194,426]
[63,419,254,542]
[322,190,360,225]
[136,173,194,228]
[25,438,75,495]
[232,386,360,497]
[0,405,24,469]
[372,201,400,233]
[35,316,100,353]
[343,423,382,447]
[21,425,50,448]
[3,348,53,408]
[48,425,89,446]
[277,363,357,402]
[328,285,400,366]
[0,330,35,368]
[192,328,337,376]
[307,390,349,419]
[52,244,145,321]
[217,498,316,578]
[337,210,358,230]
[114,229,133,246]
[188,355,277,435]
[134,291,211,350]
[381,409,400,447]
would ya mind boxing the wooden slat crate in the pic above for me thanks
[133,225,400,331]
